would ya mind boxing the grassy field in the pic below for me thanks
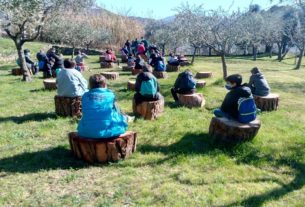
[0,38,305,206]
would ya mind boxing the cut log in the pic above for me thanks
[100,72,119,80]
[132,69,143,76]
[43,79,57,90]
[178,93,205,108]
[121,55,128,63]
[11,68,22,76]
[100,56,106,62]
[132,98,164,120]
[180,61,190,67]
[209,117,261,142]
[100,62,113,69]
[254,93,279,111]
[166,64,180,72]
[195,72,213,79]
[196,80,206,88]
[127,80,136,91]
[68,131,137,163]
[54,96,82,118]
[122,66,134,72]
[153,71,168,79]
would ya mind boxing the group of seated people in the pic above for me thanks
[122,37,150,57]
[55,54,271,139]
[167,53,189,66]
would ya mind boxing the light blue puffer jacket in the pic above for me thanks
[77,88,128,139]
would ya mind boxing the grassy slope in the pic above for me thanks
[0,38,304,206]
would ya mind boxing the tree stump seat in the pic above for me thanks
[43,79,57,90]
[127,80,136,91]
[209,117,261,142]
[254,93,279,111]
[166,64,180,72]
[11,68,22,76]
[121,55,128,63]
[132,69,143,76]
[100,62,113,68]
[180,61,190,66]
[153,71,168,79]
[122,66,134,72]
[178,93,205,108]
[100,72,119,80]
[132,98,164,120]
[195,71,213,79]
[196,80,206,88]
[68,131,137,163]
[100,56,106,62]
[54,96,82,118]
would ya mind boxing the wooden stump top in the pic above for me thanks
[254,93,279,99]
[100,62,113,68]
[122,66,134,72]
[68,131,137,163]
[43,79,57,90]
[196,80,206,88]
[11,68,22,76]
[195,72,213,79]
[132,98,164,120]
[127,80,136,91]
[132,69,143,76]
[209,117,261,142]
[254,93,279,111]
[100,56,106,62]
[166,64,180,72]
[153,71,168,79]
[100,72,119,80]
[178,93,205,108]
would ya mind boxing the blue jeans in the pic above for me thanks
[214,109,231,119]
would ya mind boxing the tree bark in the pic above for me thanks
[191,47,197,65]
[208,47,212,56]
[72,46,75,59]
[220,54,228,79]
[277,42,282,61]
[296,47,304,70]
[15,41,32,82]
[253,46,257,61]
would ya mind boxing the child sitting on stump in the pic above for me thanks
[248,67,270,96]
[77,74,128,138]
[134,64,163,105]
[56,59,88,97]
[214,74,257,123]
[171,70,196,102]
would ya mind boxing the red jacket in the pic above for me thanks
[137,44,145,54]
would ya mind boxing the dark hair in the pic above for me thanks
[64,59,76,69]
[142,63,152,72]
[225,74,242,86]
[251,67,260,74]
[24,49,30,54]
[89,74,107,89]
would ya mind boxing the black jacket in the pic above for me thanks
[221,85,252,119]
[135,72,160,93]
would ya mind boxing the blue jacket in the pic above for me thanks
[77,88,128,139]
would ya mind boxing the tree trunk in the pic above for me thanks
[15,41,32,82]
[253,46,257,61]
[72,46,75,59]
[269,45,273,58]
[162,44,165,56]
[208,47,212,56]
[220,54,228,79]
[277,42,282,61]
[296,47,304,70]
[191,47,197,65]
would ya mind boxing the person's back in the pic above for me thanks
[56,59,88,97]
[137,43,145,55]
[175,71,196,91]
[249,67,270,96]
[75,53,87,65]
[78,74,127,138]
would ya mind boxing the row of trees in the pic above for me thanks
[147,2,305,78]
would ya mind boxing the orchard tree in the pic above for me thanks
[0,0,94,81]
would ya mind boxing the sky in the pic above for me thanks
[97,0,279,19]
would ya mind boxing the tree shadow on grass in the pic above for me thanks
[0,112,57,124]
[0,146,89,173]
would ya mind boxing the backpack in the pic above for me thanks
[238,97,257,123]
[140,78,157,96]
[156,60,165,71]
[180,72,196,89]
[105,54,112,61]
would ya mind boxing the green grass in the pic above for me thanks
[0,38,305,206]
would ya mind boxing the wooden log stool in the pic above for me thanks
[122,66,134,72]
[196,80,206,88]
[166,64,180,72]
[132,68,143,76]
[68,131,137,163]
[254,93,279,111]
[195,72,213,79]
[127,80,136,91]
[132,98,164,120]
[178,93,205,108]
[54,96,82,118]
[100,72,119,80]
[11,68,22,76]
[121,55,128,63]
[100,62,113,69]
[180,61,190,67]
[43,79,57,90]
[100,56,106,62]
[153,71,168,79]
[209,117,261,142]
